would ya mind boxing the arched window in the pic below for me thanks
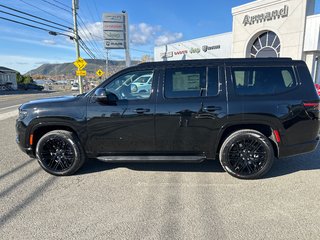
[250,31,280,58]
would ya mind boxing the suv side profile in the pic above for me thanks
[16,58,320,179]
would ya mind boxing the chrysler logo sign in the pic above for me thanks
[243,5,289,26]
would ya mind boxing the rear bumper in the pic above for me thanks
[279,137,319,158]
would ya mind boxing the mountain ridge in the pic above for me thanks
[26,59,140,76]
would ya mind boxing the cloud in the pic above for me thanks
[79,21,183,47]
[79,22,103,41]
[155,32,183,46]
[130,23,183,46]
[42,39,56,45]
[129,23,161,45]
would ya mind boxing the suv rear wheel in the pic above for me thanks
[36,130,85,176]
[219,129,274,179]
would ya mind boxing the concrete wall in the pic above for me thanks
[232,0,313,59]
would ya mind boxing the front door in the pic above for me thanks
[86,68,157,156]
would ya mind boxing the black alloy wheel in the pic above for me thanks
[36,130,85,176]
[219,129,274,179]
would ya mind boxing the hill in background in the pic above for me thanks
[26,59,140,79]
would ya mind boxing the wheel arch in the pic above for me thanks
[30,123,80,155]
[215,123,279,159]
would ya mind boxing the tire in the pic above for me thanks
[219,129,274,179]
[36,130,85,176]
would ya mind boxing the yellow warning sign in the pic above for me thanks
[73,57,87,70]
[96,69,105,77]
[76,70,87,76]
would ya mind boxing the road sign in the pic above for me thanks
[96,69,105,77]
[76,70,86,76]
[73,57,87,70]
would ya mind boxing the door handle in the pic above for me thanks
[133,108,150,114]
[203,106,222,112]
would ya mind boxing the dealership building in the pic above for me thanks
[154,0,320,82]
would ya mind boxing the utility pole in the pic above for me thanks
[72,0,83,94]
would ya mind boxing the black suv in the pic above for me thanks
[16,58,320,179]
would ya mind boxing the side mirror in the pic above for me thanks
[94,88,118,105]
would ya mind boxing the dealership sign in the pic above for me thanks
[243,5,289,26]
[103,13,124,23]
[202,45,220,52]
[105,40,126,48]
[103,13,128,49]
[104,31,124,40]
[160,51,173,58]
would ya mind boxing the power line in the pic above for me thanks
[79,38,96,59]
[0,9,73,33]
[40,0,71,13]
[18,0,73,26]
[52,0,71,10]
[0,16,73,38]
[78,15,106,59]
[0,3,72,30]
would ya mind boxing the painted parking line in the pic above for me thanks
[0,104,21,111]
[0,110,18,121]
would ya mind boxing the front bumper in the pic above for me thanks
[16,120,36,158]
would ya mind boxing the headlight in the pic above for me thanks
[18,109,28,120]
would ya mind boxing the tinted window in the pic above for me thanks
[105,70,153,100]
[232,66,297,95]
[207,67,219,96]
[165,67,219,98]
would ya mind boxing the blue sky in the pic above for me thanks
[0,0,319,73]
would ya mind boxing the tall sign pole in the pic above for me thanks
[123,12,131,67]
[72,0,84,94]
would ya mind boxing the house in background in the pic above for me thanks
[0,66,18,90]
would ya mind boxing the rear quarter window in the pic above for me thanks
[232,66,297,96]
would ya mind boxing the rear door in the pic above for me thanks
[154,63,227,157]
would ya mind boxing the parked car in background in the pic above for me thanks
[71,83,79,91]
[18,83,44,91]
[130,74,153,94]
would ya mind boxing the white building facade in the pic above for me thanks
[154,0,320,82]
[0,66,17,90]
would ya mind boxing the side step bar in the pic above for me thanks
[97,156,206,163]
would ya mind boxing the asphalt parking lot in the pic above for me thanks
[1,92,320,239]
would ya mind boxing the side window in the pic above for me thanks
[207,67,219,96]
[165,67,220,98]
[232,66,297,95]
[105,70,154,100]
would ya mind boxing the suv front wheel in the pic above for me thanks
[219,129,274,179]
[36,130,85,176]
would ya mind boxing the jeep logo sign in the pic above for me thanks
[243,5,289,26]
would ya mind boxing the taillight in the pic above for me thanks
[303,102,320,110]
[273,130,281,143]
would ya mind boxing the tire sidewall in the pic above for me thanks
[219,130,274,179]
[36,131,82,176]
